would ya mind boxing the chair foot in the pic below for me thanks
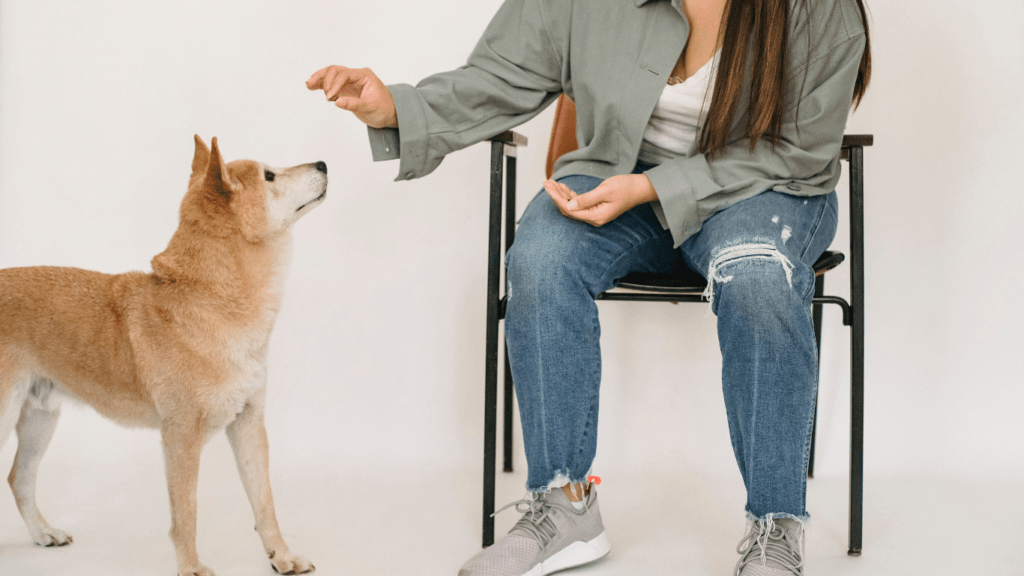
[847,548,862,557]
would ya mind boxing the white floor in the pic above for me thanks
[0,439,1020,576]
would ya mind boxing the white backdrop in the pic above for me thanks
[1,0,1022,574]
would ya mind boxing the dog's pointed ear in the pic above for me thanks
[191,135,210,182]
[205,136,234,201]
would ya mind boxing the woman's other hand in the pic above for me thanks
[306,65,398,129]
[543,174,659,226]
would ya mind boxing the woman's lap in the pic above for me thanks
[510,175,839,297]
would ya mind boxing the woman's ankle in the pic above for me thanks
[561,481,590,502]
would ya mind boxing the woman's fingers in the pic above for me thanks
[333,96,355,111]
[562,182,577,198]
[305,67,328,90]
[567,185,606,211]
[307,65,360,101]
[323,67,341,99]
[543,181,570,214]
[563,175,657,226]
[565,182,632,226]
[543,180,575,202]
[544,180,582,218]
[562,184,612,223]
[326,67,358,101]
[334,96,371,113]
[568,198,611,225]
[306,65,398,128]
[548,175,659,227]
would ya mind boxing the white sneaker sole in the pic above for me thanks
[524,532,611,576]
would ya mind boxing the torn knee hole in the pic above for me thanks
[703,243,795,305]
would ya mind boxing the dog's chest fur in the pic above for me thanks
[204,340,269,431]
[190,244,292,431]
[143,235,294,432]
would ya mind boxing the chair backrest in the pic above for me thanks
[545,94,578,180]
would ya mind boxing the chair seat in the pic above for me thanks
[612,250,845,295]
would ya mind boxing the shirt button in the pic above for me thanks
[405,172,414,179]
[787,183,802,191]
[385,147,391,152]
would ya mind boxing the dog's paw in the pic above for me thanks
[32,527,73,547]
[270,551,315,574]
[178,564,216,576]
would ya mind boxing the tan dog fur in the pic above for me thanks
[0,136,326,576]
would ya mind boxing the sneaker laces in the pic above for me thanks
[491,493,570,549]
[734,517,804,576]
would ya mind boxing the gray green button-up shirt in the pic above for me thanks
[368,0,867,247]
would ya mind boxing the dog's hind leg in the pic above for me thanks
[226,398,314,574]
[0,367,30,452]
[9,378,72,547]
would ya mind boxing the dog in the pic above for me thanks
[0,136,325,576]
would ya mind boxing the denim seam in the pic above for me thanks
[797,196,829,262]
[565,309,602,486]
[797,359,820,516]
[748,330,761,511]
[797,288,821,516]
[568,382,599,487]
[786,197,827,302]
[795,195,834,302]
[534,286,552,476]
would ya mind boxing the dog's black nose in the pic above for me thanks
[314,161,327,174]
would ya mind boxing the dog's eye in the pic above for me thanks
[264,170,275,182]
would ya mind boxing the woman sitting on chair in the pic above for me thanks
[307,0,870,574]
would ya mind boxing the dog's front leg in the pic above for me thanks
[226,398,314,575]
[162,418,215,576]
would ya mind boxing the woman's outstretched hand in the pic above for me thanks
[306,65,398,129]
[543,174,659,227]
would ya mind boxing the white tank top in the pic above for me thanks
[637,51,720,165]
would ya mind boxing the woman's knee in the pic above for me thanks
[505,232,583,298]
[709,249,815,320]
[505,192,594,294]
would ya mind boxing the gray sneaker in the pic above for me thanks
[734,517,805,576]
[459,487,610,576]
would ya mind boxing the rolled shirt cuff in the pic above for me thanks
[365,83,431,182]
[643,156,718,247]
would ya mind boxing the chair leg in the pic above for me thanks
[849,302,864,556]
[503,344,514,472]
[502,152,517,474]
[484,312,499,548]
[482,141,505,548]
[808,275,825,479]
[848,145,865,556]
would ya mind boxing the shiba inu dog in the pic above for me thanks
[0,136,325,575]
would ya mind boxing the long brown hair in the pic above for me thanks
[699,0,872,157]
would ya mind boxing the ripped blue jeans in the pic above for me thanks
[504,168,838,521]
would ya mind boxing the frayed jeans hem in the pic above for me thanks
[526,470,592,494]
[745,510,811,524]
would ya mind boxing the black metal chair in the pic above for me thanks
[479,128,871,556]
